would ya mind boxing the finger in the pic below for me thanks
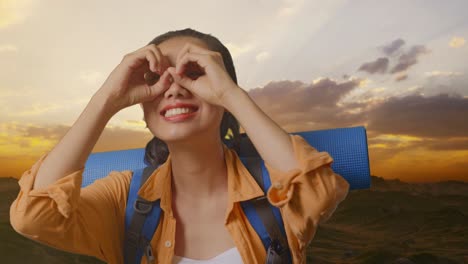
[145,50,158,72]
[176,42,215,68]
[176,52,208,77]
[148,70,172,98]
[159,50,172,74]
[145,44,167,73]
[123,49,158,73]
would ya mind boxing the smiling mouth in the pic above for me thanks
[161,106,199,117]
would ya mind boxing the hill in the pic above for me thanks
[1,176,467,263]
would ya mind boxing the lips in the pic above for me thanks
[160,103,199,116]
[163,110,198,122]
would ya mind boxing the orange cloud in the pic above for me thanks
[0,122,153,178]
[449,37,466,48]
[0,0,37,29]
[2,79,468,183]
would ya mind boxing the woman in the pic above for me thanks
[10,28,350,264]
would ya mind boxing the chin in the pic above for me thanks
[148,114,222,140]
[151,125,203,142]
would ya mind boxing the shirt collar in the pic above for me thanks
[137,144,265,216]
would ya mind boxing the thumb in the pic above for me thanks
[147,70,171,98]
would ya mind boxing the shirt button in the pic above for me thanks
[164,240,172,247]
[273,182,283,189]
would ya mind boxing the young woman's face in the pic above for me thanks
[141,37,225,144]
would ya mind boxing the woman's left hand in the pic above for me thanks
[166,43,240,108]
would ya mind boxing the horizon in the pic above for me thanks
[2,172,467,185]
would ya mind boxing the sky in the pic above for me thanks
[1,0,467,183]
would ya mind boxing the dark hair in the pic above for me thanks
[144,28,241,167]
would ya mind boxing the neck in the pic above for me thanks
[167,135,228,200]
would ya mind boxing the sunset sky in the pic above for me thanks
[1,0,467,183]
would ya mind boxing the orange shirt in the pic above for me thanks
[10,134,350,264]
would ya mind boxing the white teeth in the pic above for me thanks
[164,107,195,117]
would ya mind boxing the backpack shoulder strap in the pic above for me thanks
[124,166,161,264]
[124,155,293,263]
[240,157,292,264]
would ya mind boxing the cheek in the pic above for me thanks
[142,99,163,117]
[204,105,224,120]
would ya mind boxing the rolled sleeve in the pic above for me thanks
[264,134,350,263]
[14,152,83,218]
[9,152,131,263]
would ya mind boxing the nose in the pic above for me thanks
[163,76,192,99]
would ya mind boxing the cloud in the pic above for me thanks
[0,0,36,28]
[249,78,361,110]
[22,123,69,140]
[367,93,468,138]
[225,42,255,58]
[424,71,463,77]
[247,78,365,132]
[7,102,62,117]
[395,73,408,82]
[372,87,386,93]
[0,122,153,178]
[369,134,468,152]
[390,45,430,74]
[0,122,64,157]
[245,79,468,172]
[421,70,468,96]
[426,138,468,151]
[79,71,105,86]
[381,38,405,56]
[0,44,18,53]
[255,51,271,62]
[357,78,372,88]
[449,37,466,48]
[368,134,421,157]
[357,39,430,80]
[358,57,389,74]
[124,119,146,127]
[0,122,153,155]
[277,0,305,17]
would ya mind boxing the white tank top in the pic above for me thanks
[172,247,243,264]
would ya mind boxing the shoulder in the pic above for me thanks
[81,170,134,205]
[86,170,133,188]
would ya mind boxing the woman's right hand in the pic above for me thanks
[96,44,173,114]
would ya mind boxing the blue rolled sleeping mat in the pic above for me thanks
[82,126,371,190]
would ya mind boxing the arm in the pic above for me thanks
[9,90,127,261]
[222,86,350,264]
[10,162,131,262]
[222,87,298,172]
[33,93,115,189]
[34,43,173,189]
[10,44,173,261]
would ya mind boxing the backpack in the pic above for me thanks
[82,126,371,263]
[123,156,292,264]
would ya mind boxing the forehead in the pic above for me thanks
[157,37,210,66]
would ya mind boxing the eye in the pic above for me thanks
[184,61,205,80]
[144,71,160,86]
[186,70,204,80]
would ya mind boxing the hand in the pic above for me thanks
[95,44,173,113]
[166,43,241,108]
